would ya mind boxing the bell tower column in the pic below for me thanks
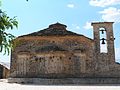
[106,22,115,64]
[91,22,115,65]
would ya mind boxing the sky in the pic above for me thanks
[0,0,120,62]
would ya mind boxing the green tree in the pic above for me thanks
[0,0,29,55]
[0,10,18,55]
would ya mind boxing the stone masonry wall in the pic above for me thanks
[10,36,94,78]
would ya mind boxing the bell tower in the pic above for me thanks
[91,22,115,66]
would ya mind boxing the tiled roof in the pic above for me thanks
[19,23,92,40]
[20,23,83,36]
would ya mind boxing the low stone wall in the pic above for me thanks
[8,78,120,85]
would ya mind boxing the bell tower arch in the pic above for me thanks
[91,22,115,66]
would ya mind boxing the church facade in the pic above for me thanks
[9,22,120,84]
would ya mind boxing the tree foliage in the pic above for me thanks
[0,10,18,55]
[0,0,29,55]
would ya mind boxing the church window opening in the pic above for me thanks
[35,57,38,61]
[50,57,52,59]
[60,57,62,59]
[81,49,84,53]
[52,41,55,43]
[99,27,108,53]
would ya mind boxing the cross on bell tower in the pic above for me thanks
[91,22,115,65]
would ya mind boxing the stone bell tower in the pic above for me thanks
[91,22,115,69]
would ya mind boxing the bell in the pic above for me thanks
[100,29,106,34]
[101,40,105,44]
[101,30,104,34]
[101,38,106,44]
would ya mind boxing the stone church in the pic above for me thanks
[9,22,120,84]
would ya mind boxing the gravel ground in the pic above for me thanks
[0,79,120,90]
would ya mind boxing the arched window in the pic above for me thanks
[99,27,108,53]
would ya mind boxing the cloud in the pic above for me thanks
[75,26,80,29]
[67,4,75,8]
[89,0,120,7]
[83,22,93,30]
[99,7,120,22]
[71,24,80,30]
